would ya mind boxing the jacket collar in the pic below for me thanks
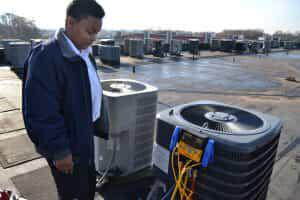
[55,28,97,69]
[55,28,80,61]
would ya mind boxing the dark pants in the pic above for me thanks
[48,160,96,200]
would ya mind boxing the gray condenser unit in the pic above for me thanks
[153,101,282,200]
[99,45,121,66]
[129,39,144,58]
[95,79,158,177]
[170,39,182,56]
[9,42,31,68]
[0,39,21,64]
[144,38,153,54]
[0,47,5,64]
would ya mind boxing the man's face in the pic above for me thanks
[66,16,102,50]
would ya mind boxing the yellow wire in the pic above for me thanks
[177,149,183,200]
[179,163,193,200]
[187,170,198,199]
[179,161,190,200]
[170,145,202,200]
[177,163,202,200]
[171,147,178,180]
[176,145,191,199]
[172,160,193,200]
[171,147,179,200]
[183,168,189,199]
[171,148,181,200]
[178,161,191,200]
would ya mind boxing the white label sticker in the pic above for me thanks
[153,143,170,174]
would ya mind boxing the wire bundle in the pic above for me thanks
[170,147,201,200]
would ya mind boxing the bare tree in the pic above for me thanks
[274,30,300,41]
[0,13,41,40]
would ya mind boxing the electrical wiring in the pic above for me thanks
[171,147,181,200]
[171,160,193,200]
[178,161,191,200]
[188,170,198,200]
[170,134,209,200]
[175,148,193,199]
[175,162,202,200]
[182,168,189,200]
[171,147,178,181]
[175,161,191,200]
[172,146,188,199]
[177,150,184,200]
[161,185,175,200]
[181,163,201,200]
[171,143,198,200]
[177,149,181,178]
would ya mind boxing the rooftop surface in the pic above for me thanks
[0,50,299,199]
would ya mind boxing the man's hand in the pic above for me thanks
[54,154,74,175]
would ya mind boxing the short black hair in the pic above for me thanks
[67,0,105,21]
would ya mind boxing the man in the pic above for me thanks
[22,1,108,199]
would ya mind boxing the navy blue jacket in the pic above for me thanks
[22,30,108,165]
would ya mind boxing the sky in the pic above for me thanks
[0,0,299,34]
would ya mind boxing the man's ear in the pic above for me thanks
[65,16,75,29]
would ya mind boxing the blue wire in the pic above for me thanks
[161,184,175,200]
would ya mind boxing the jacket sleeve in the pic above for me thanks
[23,50,71,160]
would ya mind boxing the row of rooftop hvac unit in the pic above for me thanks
[122,38,184,58]
[0,39,43,67]
[283,41,300,50]
[211,39,251,53]
[211,39,300,53]
[95,79,282,200]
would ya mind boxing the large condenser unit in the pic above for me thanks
[283,41,294,50]
[95,79,158,177]
[263,40,271,53]
[234,40,248,54]
[220,39,234,52]
[144,38,153,55]
[99,45,121,66]
[153,40,164,58]
[0,39,21,64]
[0,48,5,64]
[211,39,221,51]
[92,44,100,57]
[170,40,182,56]
[123,39,130,56]
[129,39,144,58]
[188,39,200,55]
[249,41,261,54]
[8,42,31,68]
[153,101,282,200]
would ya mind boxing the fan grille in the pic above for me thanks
[102,81,146,93]
[180,104,264,134]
